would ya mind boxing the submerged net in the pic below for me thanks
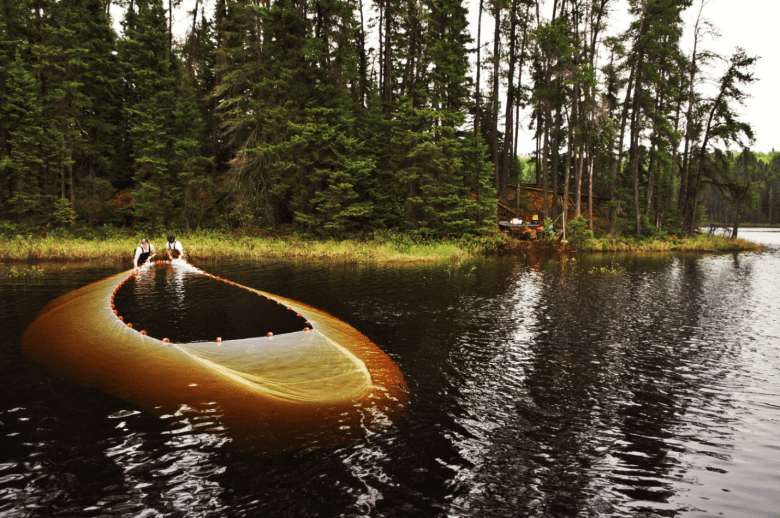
[22,259,407,450]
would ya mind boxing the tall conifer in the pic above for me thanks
[121,0,182,228]
[3,51,44,219]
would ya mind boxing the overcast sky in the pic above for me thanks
[129,0,779,154]
[478,0,780,154]
[676,0,779,154]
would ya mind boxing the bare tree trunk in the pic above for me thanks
[551,107,561,221]
[588,150,594,230]
[383,3,391,107]
[630,56,645,237]
[645,142,656,218]
[475,0,484,138]
[168,0,173,63]
[575,147,583,216]
[491,0,502,190]
[542,113,550,218]
[500,0,519,204]
[382,0,392,166]
[378,0,384,94]
[535,112,541,185]
[67,140,75,210]
[679,1,706,222]
[563,108,573,237]
[191,0,199,34]
[610,65,635,234]
[475,0,484,227]
[358,0,367,107]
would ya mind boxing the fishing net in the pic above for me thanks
[22,259,407,450]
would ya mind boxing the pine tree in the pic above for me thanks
[53,0,121,224]
[421,0,493,234]
[120,0,184,228]
[620,0,686,235]
[2,50,44,221]
[0,0,32,202]
[686,48,757,236]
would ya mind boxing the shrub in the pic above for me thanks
[640,215,669,241]
[567,215,593,242]
[52,198,77,228]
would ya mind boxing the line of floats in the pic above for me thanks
[110,259,311,343]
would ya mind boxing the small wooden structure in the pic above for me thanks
[707,224,732,238]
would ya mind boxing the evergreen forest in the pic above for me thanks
[1,0,778,240]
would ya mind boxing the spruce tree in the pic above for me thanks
[218,0,379,234]
[422,0,494,234]
[0,0,32,201]
[174,73,211,230]
[2,51,44,221]
[120,0,184,228]
[50,0,120,223]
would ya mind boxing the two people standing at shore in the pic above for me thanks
[132,233,185,267]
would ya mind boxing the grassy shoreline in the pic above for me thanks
[0,229,765,265]
[0,231,490,264]
[557,234,765,253]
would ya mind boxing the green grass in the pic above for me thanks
[565,233,763,253]
[0,229,509,264]
[0,225,762,265]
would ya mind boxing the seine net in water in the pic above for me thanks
[22,260,407,451]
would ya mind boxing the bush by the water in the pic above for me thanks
[566,215,594,243]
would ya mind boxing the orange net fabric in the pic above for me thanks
[22,259,407,451]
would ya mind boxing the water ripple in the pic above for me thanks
[3,237,780,516]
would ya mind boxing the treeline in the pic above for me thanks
[702,150,780,229]
[0,0,775,239]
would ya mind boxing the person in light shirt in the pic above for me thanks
[133,238,155,267]
[165,233,185,261]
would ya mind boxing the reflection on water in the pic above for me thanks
[1,230,779,516]
[114,264,308,342]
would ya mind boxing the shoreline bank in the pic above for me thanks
[503,234,764,254]
[0,232,484,264]
[0,230,764,265]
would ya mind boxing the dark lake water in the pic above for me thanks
[2,230,779,517]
